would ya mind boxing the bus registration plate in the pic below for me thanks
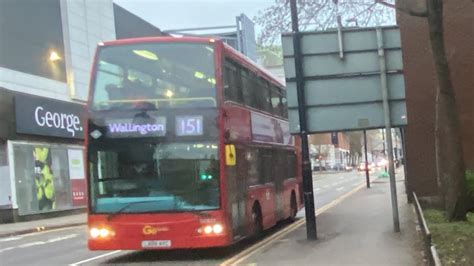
[141,240,171,248]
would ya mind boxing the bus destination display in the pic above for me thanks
[104,115,204,138]
[176,115,203,136]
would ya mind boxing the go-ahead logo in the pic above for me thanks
[142,225,169,235]
[34,106,83,137]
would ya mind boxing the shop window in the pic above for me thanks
[50,148,72,210]
[14,145,38,215]
[12,143,85,215]
[0,0,67,82]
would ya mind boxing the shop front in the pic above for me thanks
[0,88,87,222]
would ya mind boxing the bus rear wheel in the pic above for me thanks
[288,192,297,222]
[252,203,263,237]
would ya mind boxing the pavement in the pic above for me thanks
[231,171,423,266]
[0,213,86,238]
[0,169,423,265]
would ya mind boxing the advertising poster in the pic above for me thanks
[33,147,56,210]
[68,149,87,206]
[251,112,293,145]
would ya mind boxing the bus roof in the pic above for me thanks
[99,36,216,46]
[98,36,285,89]
[222,42,285,89]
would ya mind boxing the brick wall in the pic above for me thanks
[399,0,473,198]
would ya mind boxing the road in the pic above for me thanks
[0,170,370,265]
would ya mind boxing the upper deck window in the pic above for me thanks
[91,42,216,110]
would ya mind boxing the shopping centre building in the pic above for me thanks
[0,0,163,222]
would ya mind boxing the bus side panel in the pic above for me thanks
[223,104,252,143]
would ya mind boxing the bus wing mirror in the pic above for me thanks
[225,144,236,166]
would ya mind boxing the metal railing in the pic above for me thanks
[412,192,442,266]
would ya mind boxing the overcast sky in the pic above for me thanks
[114,0,274,33]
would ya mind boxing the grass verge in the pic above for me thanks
[466,170,474,197]
[423,209,474,266]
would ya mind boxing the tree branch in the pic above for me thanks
[375,0,428,17]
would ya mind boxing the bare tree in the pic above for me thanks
[347,132,363,165]
[254,0,396,45]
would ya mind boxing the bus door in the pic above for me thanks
[273,150,286,220]
[226,146,247,239]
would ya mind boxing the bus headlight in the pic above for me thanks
[203,225,213,234]
[212,224,223,234]
[197,224,224,235]
[90,228,100,238]
[99,228,110,238]
[90,227,114,239]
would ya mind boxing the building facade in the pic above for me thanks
[398,0,473,201]
[308,133,351,170]
[0,0,163,222]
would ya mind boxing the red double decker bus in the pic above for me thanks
[86,36,302,250]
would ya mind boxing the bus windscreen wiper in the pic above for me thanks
[106,199,167,221]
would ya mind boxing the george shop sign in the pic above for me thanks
[15,94,85,139]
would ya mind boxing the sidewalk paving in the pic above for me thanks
[242,176,424,265]
[0,212,86,238]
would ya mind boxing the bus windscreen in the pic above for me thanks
[89,141,220,213]
[91,42,216,110]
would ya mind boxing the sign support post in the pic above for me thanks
[377,28,400,233]
[290,0,317,240]
[363,130,371,188]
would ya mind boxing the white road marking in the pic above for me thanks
[314,188,321,192]
[0,234,78,253]
[69,250,123,265]
[18,241,45,248]
[336,187,345,191]
[323,185,329,189]
[0,225,83,239]
[339,176,344,179]
[0,236,23,242]
[0,247,15,253]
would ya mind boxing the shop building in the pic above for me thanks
[0,0,163,222]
